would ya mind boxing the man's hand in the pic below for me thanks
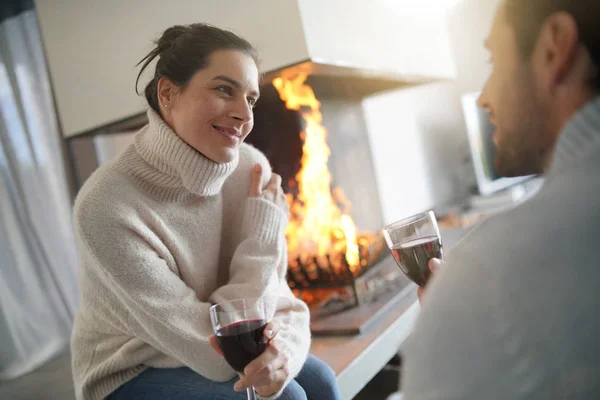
[417,258,444,303]
[209,320,290,397]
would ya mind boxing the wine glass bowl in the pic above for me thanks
[383,211,443,286]
[210,297,271,400]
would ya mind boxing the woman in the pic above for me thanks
[71,23,341,400]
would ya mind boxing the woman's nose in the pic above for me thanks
[229,98,252,122]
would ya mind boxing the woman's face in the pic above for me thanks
[158,49,260,164]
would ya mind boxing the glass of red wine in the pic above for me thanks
[210,297,271,400]
[383,211,443,287]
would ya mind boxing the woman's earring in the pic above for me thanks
[164,104,168,108]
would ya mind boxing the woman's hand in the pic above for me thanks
[209,321,290,397]
[249,164,289,216]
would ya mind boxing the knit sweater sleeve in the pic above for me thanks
[210,197,311,399]
[75,204,236,383]
[210,145,289,306]
[210,196,288,305]
[211,147,311,398]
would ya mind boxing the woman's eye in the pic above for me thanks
[247,98,257,108]
[216,85,233,95]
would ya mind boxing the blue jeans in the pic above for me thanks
[107,354,342,400]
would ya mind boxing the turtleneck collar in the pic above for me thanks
[550,96,600,174]
[118,109,238,201]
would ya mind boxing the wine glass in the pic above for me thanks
[210,297,271,400]
[382,211,443,286]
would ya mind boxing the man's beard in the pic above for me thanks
[494,73,554,177]
[494,121,549,177]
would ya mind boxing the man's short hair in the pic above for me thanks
[505,0,599,90]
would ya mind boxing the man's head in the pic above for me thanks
[478,0,599,177]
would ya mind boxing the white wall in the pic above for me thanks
[363,0,501,224]
[35,0,309,137]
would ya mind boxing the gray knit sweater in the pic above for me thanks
[70,110,310,400]
[403,97,600,399]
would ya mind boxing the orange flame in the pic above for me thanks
[272,74,360,272]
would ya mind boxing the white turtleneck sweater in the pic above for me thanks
[70,110,311,400]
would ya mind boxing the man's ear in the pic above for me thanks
[534,12,580,90]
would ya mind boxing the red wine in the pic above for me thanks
[390,236,443,286]
[216,319,267,372]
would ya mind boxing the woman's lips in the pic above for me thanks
[212,125,240,144]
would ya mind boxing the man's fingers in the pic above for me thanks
[428,258,443,273]
[249,164,263,197]
[417,286,425,303]
[419,258,444,304]
[208,335,223,357]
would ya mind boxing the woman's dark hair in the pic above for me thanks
[135,23,259,114]
[505,0,599,90]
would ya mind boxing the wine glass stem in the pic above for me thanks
[246,385,257,400]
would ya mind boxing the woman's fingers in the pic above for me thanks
[263,320,279,342]
[208,335,223,357]
[233,323,288,394]
[254,368,289,396]
[248,164,263,197]
[268,173,282,191]
[260,173,281,202]
[249,167,288,212]
[236,350,287,389]
[265,174,282,200]
[244,339,281,377]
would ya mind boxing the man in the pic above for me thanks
[403,1,599,399]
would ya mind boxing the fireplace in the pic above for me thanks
[287,234,409,318]
[66,66,419,334]
[247,71,414,331]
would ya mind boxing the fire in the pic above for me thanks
[272,74,360,273]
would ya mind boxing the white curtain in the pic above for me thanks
[0,7,79,379]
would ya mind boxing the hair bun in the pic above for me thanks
[156,25,189,52]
